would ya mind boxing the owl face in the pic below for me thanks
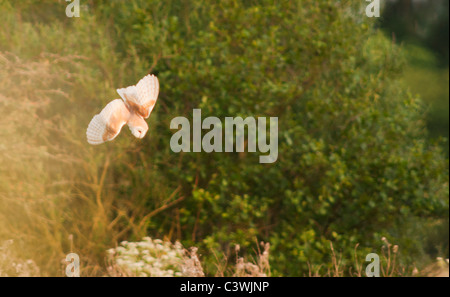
[128,114,149,139]
[130,125,147,139]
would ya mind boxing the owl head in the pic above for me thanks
[128,114,149,139]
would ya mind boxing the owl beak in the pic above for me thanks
[137,131,146,139]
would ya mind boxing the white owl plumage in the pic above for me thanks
[86,74,159,145]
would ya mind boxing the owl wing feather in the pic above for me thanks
[117,86,138,105]
[86,99,130,145]
[116,74,159,119]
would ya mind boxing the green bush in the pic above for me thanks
[0,0,448,276]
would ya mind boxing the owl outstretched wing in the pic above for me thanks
[116,74,159,119]
[86,99,131,145]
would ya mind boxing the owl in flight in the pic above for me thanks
[86,74,159,145]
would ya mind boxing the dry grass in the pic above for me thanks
[0,240,40,277]
[307,239,409,277]
[0,50,177,276]
[233,242,271,277]
[420,258,449,277]
[307,238,448,277]
[0,51,79,275]
[0,50,140,276]
[100,237,450,277]
[181,247,206,277]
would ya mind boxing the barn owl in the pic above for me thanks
[86,74,159,145]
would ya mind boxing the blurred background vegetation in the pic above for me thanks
[380,0,449,267]
[0,0,448,276]
[381,0,449,155]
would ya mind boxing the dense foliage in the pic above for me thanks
[0,0,448,276]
